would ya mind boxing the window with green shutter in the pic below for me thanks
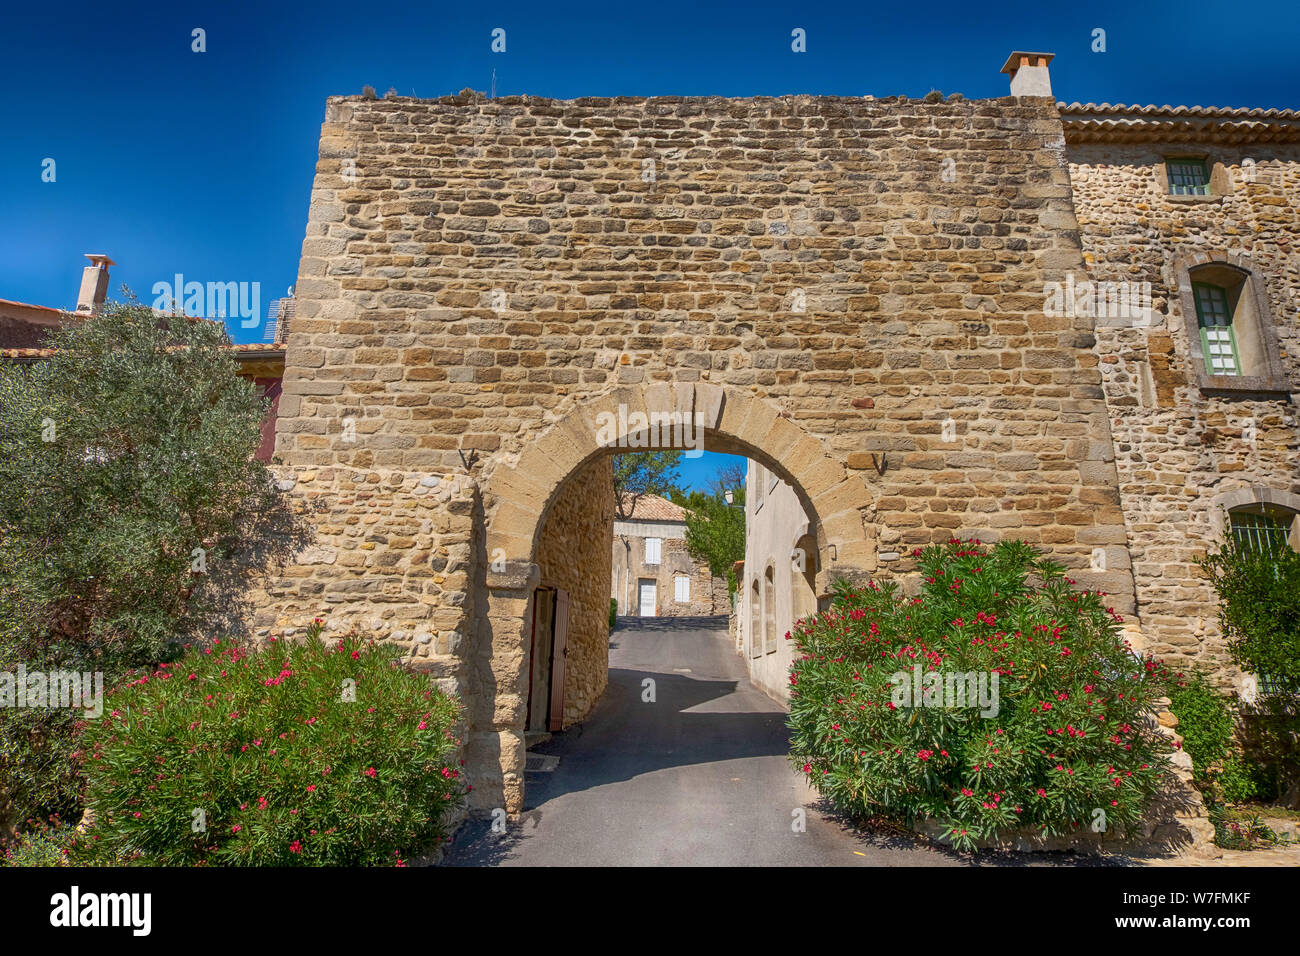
[1193,282,1241,376]
[1167,158,1211,195]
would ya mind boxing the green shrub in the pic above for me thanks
[1218,755,1266,805]
[69,623,464,866]
[0,816,73,866]
[610,599,618,630]
[1159,665,1235,782]
[1211,807,1287,850]
[788,539,1172,852]
[1197,530,1300,806]
[0,301,307,831]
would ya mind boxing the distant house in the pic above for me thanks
[0,254,287,461]
[611,494,727,618]
[734,460,820,704]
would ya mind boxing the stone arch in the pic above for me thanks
[484,383,874,591]
[1207,485,1300,549]
[470,382,876,813]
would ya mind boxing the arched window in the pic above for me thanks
[763,564,777,655]
[792,531,818,624]
[1229,505,1299,554]
[1176,255,1290,395]
[1210,488,1300,554]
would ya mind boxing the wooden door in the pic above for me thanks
[527,588,555,732]
[548,589,570,732]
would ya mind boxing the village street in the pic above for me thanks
[443,617,967,867]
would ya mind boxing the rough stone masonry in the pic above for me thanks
[250,73,1295,828]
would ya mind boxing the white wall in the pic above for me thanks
[739,460,816,704]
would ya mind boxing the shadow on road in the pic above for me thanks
[522,666,790,804]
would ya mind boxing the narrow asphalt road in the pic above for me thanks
[442,616,968,866]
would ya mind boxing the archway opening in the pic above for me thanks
[473,384,875,815]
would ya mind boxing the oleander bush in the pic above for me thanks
[789,538,1172,852]
[69,622,464,866]
[0,300,308,832]
[0,815,73,867]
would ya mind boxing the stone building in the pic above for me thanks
[1061,102,1300,682]
[735,461,817,703]
[611,493,727,617]
[217,50,1294,820]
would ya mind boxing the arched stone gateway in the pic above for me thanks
[473,382,874,812]
[254,88,1144,820]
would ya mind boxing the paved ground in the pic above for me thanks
[443,616,1003,867]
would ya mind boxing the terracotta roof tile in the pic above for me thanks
[1059,102,1300,120]
[617,493,686,522]
[1058,102,1300,144]
[2,343,286,360]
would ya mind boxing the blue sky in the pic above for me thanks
[2,0,1297,342]
[677,451,747,493]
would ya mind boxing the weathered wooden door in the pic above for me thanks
[527,587,555,732]
[548,589,570,732]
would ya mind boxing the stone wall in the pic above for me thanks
[535,456,613,727]
[250,465,476,699]
[270,89,1137,812]
[1069,141,1300,677]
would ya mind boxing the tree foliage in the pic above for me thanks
[0,300,308,832]
[677,487,746,596]
[612,451,682,518]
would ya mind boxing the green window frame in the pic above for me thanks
[1167,157,1211,195]
[1193,282,1241,376]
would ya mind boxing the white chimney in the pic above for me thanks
[76,254,115,313]
[1001,51,1055,97]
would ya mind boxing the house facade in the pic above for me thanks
[735,461,817,703]
[611,494,728,617]
[1062,102,1300,680]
